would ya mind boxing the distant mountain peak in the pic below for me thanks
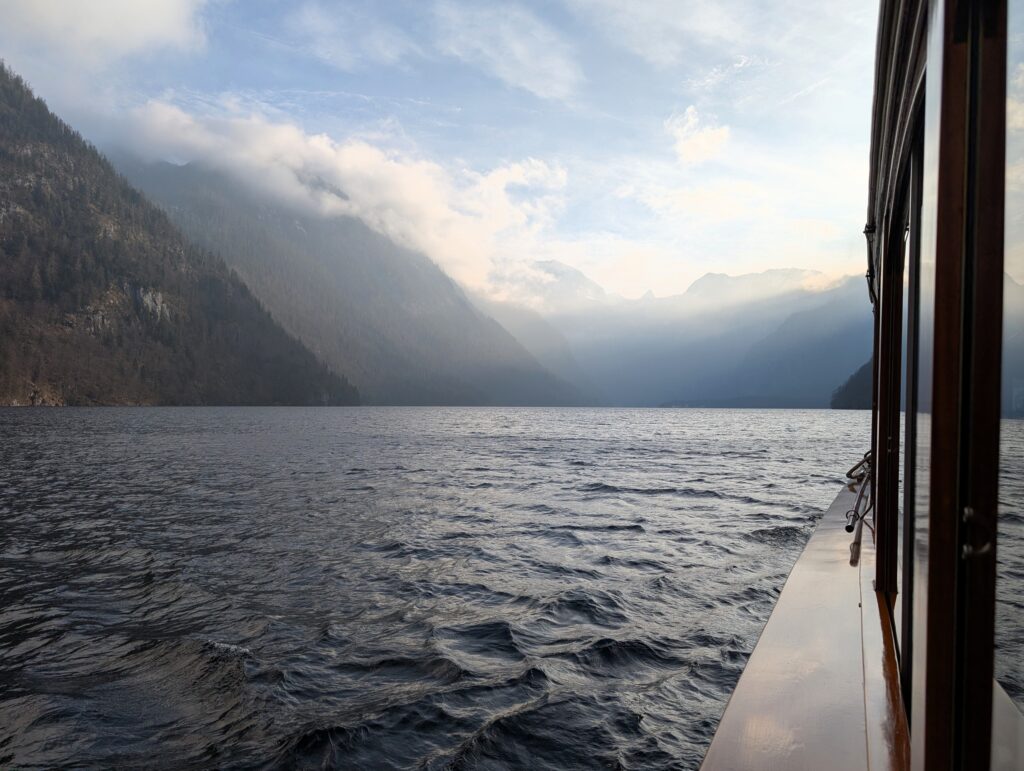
[533,260,608,299]
[682,268,831,307]
[486,259,615,314]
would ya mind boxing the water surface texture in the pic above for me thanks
[2,408,876,768]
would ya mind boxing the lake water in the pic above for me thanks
[0,407,912,768]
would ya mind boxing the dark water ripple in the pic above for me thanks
[997,421,1024,708]
[2,407,877,768]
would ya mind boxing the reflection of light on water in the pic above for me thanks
[0,407,875,769]
[997,420,1024,709]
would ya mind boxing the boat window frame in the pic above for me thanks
[873,91,924,722]
[900,120,925,712]
[870,1,1008,767]
[956,0,1006,764]
[902,1,1005,767]
[874,165,907,600]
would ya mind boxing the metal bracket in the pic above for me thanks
[961,506,993,559]
[962,542,993,559]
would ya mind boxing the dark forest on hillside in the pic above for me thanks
[0,65,358,406]
[830,359,872,409]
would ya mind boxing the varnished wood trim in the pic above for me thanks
[912,1,970,767]
[702,484,908,770]
[862,516,913,770]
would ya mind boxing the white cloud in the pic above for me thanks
[0,0,208,68]
[565,0,873,136]
[0,0,874,302]
[686,56,758,93]
[634,179,763,223]
[567,0,869,75]
[665,107,729,166]
[1013,62,1024,91]
[288,3,422,71]
[615,132,867,288]
[565,0,747,68]
[434,1,582,101]
[504,233,693,305]
[125,100,567,290]
[539,0,875,296]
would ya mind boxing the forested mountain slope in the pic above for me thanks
[0,65,358,406]
[831,359,873,409]
[116,158,581,406]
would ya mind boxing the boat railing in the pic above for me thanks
[845,450,872,483]
[845,451,873,566]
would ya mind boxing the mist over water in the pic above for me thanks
[0,408,872,769]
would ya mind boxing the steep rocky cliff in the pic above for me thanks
[0,65,358,406]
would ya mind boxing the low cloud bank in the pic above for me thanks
[125,100,567,291]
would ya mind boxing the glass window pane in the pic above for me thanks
[896,208,911,649]
[998,0,1024,713]
[910,5,943,735]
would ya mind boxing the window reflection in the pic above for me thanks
[910,8,943,734]
[897,217,913,651]
[998,0,1024,713]
[896,209,912,649]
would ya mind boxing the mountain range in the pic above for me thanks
[113,157,581,406]
[117,154,877,408]
[1,62,883,408]
[481,263,874,407]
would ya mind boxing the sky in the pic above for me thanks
[0,0,878,300]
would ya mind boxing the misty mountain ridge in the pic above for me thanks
[110,146,876,408]
[492,260,852,322]
[828,273,1024,413]
[114,156,582,406]
[469,292,599,402]
[679,268,838,311]
[483,267,872,407]
[493,260,843,317]
[499,259,617,313]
